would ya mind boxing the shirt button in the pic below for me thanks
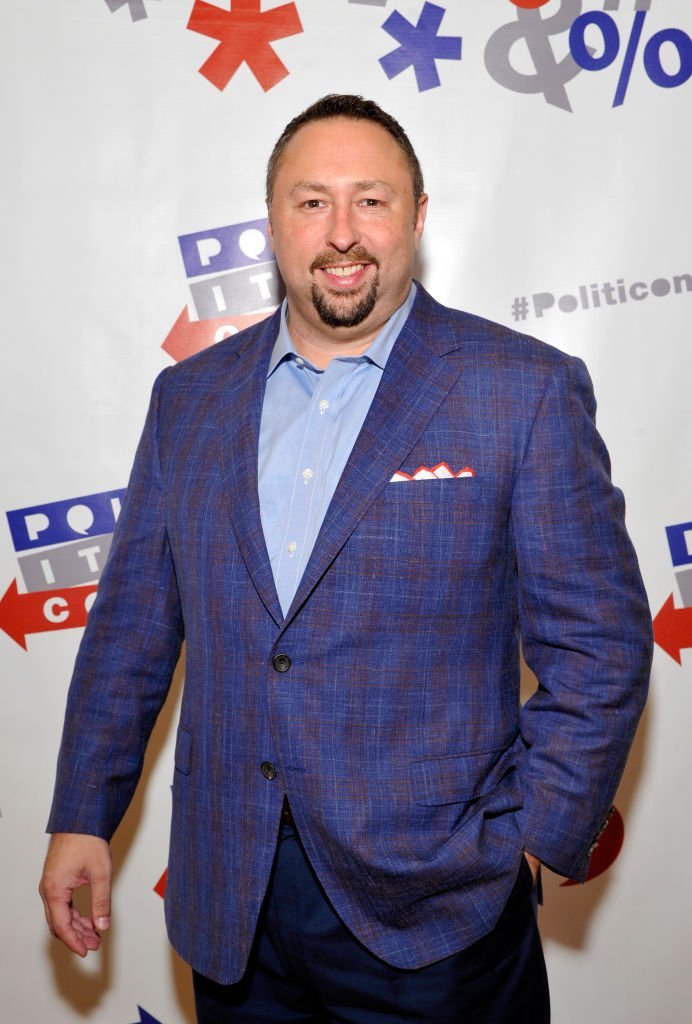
[272,653,292,673]
[261,761,277,781]
[319,400,329,415]
[302,468,314,484]
[295,357,304,366]
[287,541,297,557]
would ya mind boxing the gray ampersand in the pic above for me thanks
[485,0,586,112]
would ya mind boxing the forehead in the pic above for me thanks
[275,117,411,188]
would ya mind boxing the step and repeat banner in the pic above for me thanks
[1,1,690,1021]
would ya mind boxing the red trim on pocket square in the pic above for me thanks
[390,462,476,482]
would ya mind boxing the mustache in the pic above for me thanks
[310,247,380,273]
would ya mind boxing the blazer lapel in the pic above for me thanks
[281,296,461,628]
[217,310,284,626]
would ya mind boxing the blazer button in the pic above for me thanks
[260,761,276,781]
[272,653,292,673]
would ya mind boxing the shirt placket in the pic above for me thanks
[277,358,361,613]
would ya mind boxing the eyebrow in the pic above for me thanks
[289,179,395,196]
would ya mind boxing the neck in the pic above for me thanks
[285,284,414,369]
[286,314,383,369]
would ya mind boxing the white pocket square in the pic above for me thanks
[390,462,476,483]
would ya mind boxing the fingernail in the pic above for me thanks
[96,917,110,930]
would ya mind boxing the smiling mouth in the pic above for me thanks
[310,251,380,327]
[322,264,367,278]
[310,247,379,280]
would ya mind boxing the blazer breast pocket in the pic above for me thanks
[377,476,501,540]
[380,477,479,506]
[357,476,508,582]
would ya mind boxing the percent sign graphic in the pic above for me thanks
[569,9,691,106]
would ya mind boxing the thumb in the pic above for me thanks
[90,869,112,931]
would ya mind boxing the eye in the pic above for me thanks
[359,198,381,207]
[302,199,325,209]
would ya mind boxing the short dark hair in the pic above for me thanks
[265,94,425,206]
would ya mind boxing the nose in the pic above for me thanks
[326,200,359,253]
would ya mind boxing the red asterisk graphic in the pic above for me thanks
[187,0,303,91]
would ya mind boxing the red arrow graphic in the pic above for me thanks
[153,868,168,899]
[162,306,270,363]
[0,579,97,650]
[653,593,692,665]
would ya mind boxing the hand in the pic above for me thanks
[523,851,541,885]
[39,832,112,957]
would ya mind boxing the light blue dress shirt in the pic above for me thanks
[258,284,417,616]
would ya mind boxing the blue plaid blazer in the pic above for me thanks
[48,284,652,983]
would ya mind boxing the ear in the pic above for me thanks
[266,204,275,251]
[414,193,428,249]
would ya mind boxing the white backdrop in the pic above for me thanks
[2,2,690,1022]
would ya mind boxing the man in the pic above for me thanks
[40,95,652,1022]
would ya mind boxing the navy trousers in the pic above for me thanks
[193,822,550,1023]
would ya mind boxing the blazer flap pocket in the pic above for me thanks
[410,749,502,806]
[174,724,193,775]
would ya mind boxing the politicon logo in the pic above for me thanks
[488,0,691,111]
[181,219,280,320]
[654,520,692,665]
[0,489,124,650]
[162,217,280,363]
[511,269,691,321]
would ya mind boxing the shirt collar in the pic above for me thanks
[267,282,417,378]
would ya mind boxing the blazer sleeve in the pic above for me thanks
[511,354,652,881]
[47,369,184,841]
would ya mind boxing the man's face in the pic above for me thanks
[268,117,427,347]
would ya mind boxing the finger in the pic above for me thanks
[49,903,91,957]
[90,870,112,933]
[70,910,102,951]
[40,882,97,956]
[39,873,82,950]
[71,907,100,935]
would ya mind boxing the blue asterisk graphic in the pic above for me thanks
[379,2,462,91]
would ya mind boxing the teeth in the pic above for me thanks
[324,264,364,277]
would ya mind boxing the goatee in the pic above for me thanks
[310,247,380,328]
[311,275,379,328]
